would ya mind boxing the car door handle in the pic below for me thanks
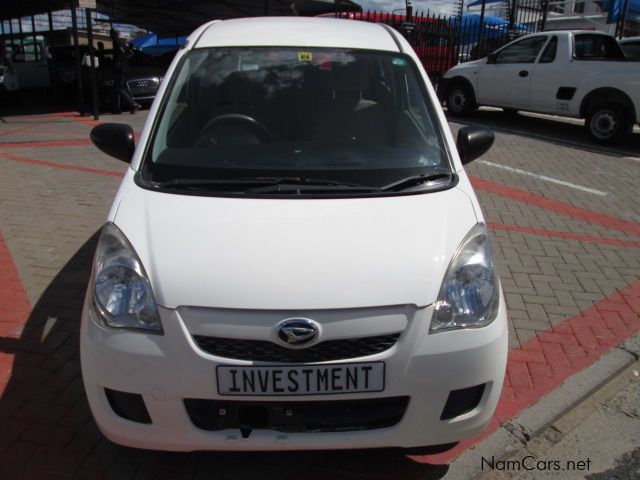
[519,70,529,77]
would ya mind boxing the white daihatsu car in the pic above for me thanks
[82,16,507,453]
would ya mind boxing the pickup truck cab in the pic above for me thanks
[440,31,640,144]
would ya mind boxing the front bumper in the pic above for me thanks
[80,297,508,452]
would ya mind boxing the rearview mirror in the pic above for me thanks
[90,123,135,163]
[456,126,494,165]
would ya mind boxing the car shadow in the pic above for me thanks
[0,96,79,118]
[446,108,640,158]
[0,231,450,480]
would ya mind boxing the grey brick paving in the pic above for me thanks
[0,108,638,478]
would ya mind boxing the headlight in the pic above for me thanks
[431,223,499,333]
[91,222,162,333]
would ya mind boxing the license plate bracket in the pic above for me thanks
[216,362,385,396]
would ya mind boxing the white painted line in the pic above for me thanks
[477,160,609,196]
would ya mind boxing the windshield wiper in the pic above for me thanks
[245,176,374,194]
[154,176,370,193]
[380,172,454,192]
[154,177,269,190]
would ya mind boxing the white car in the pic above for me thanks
[82,17,508,453]
[440,31,640,144]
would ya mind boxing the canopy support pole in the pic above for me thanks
[70,2,84,113]
[86,8,99,120]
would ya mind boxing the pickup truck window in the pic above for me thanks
[619,40,640,59]
[539,36,558,63]
[574,34,626,60]
[496,36,547,64]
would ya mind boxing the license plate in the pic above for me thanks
[217,362,384,396]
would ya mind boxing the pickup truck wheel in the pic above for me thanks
[447,83,475,116]
[585,104,630,144]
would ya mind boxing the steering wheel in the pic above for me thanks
[199,113,271,145]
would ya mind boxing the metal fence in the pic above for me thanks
[339,6,547,84]
[617,5,640,37]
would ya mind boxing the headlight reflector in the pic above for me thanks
[91,222,162,333]
[431,223,499,332]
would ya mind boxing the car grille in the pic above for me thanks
[184,396,410,433]
[127,78,158,96]
[192,333,400,363]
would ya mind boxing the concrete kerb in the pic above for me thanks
[444,330,640,480]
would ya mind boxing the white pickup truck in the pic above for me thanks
[439,31,640,144]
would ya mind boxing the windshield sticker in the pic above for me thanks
[298,51,313,61]
[392,57,407,66]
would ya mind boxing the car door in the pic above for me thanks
[476,35,549,108]
[528,36,567,114]
[13,44,50,89]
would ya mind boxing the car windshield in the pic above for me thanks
[141,47,451,195]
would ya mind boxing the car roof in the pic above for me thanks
[619,36,640,43]
[532,30,612,37]
[194,16,400,52]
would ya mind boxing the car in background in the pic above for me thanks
[97,48,164,110]
[619,36,640,59]
[468,34,522,61]
[441,31,640,144]
[0,41,50,93]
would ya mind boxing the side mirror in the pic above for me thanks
[90,123,135,163]
[486,53,497,64]
[457,126,494,165]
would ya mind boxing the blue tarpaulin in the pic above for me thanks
[451,13,530,45]
[600,0,640,23]
[129,34,187,56]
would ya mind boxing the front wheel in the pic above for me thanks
[447,83,476,116]
[585,103,630,145]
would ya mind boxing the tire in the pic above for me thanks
[447,82,476,116]
[585,103,630,145]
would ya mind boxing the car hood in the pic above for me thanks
[128,66,163,79]
[112,183,478,310]
[445,58,485,75]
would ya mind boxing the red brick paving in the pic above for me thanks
[0,152,124,178]
[1,111,640,478]
[471,176,640,237]
[488,222,640,248]
[0,139,94,149]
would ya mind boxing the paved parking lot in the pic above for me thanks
[0,107,639,479]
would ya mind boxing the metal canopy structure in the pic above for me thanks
[0,1,71,21]
[0,1,361,35]
[99,0,361,35]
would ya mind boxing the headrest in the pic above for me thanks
[329,62,369,92]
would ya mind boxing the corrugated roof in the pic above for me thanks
[0,0,361,35]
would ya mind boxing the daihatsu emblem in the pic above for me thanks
[277,319,319,348]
